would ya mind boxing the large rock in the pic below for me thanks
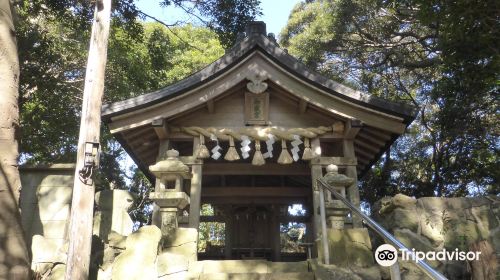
[373,194,500,280]
[157,252,189,277]
[31,235,67,275]
[112,225,162,280]
[107,231,127,249]
[162,227,198,264]
[93,189,135,239]
[47,264,66,280]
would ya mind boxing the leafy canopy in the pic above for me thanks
[280,0,499,203]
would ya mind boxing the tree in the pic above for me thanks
[280,0,499,205]
[160,0,262,47]
[0,0,30,278]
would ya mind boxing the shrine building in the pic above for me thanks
[101,21,417,263]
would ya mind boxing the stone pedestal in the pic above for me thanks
[326,228,375,267]
[322,164,354,231]
[325,200,349,229]
[149,191,190,238]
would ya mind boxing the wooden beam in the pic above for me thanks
[152,118,169,140]
[343,119,362,139]
[128,134,158,149]
[357,133,386,147]
[318,132,344,139]
[357,157,369,165]
[207,99,215,114]
[353,146,373,160]
[298,99,308,114]
[202,197,308,205]
[202,163,310,175]
[107,54,407,134]
[354,139,380,153]
[363,127,392,140]
[121,125,153,141]
[202,187,311,198]
[310,157,357,166]
[65,1,112,279]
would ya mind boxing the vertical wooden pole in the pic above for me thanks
[271,205,281,262]
[224,207,232,260]
[343,139,362,227]
[310,138,322,258]
[319,184,329,264]
[65,1,111,279]
[189,137,203,232]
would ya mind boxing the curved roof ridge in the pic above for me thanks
[102,33,417,123]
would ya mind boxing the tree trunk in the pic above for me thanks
[0,0,30,279]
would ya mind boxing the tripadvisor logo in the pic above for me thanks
[374,244,482,267]
[375,244,398,266]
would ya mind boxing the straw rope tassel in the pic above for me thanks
[196,134,210,159]
[277,139,293,164]
[252,141,265,166]
[302,138,315,160]
[224,135,240,161]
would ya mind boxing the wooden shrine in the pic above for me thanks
[101,21,416,262]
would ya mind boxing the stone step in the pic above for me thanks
[190,260,309,274]
[198,272,314,280]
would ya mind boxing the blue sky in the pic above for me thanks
[134,0,300,37]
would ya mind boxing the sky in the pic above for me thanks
[134,0,300,37]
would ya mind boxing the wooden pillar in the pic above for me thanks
[224,211,233,260]
[271,205,281,261]
[343,139,362,227]
[310,138,322,258]
[189,137,203,230]
[65,1,111,279]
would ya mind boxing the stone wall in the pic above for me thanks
[19,164,75,251]
[19,165,142,279]
[372,194,499,280]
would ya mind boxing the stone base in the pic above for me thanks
[319,228,375,268]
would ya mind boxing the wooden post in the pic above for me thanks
[65,1,111,279]
[271,205,281,261]
[310,138,322,258]
[224,206,232,260]
[343,139,362,227]
[319,184,329,264]
[189,137,203,231]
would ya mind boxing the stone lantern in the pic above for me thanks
[149,149,191,237]
[322,164,354,229]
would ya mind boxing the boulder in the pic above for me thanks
[112,225,162,280]
[47,264,66,280]
[373,195,500,280]
[93,189,135,238]
[107,231,127,249]
[157,252,189,277]
[162,227,198,263]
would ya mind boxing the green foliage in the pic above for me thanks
[161,0,262,48]
[15,0,253,226]
[17,16,224,171]
[281,0,499,203]
[198,204,225,253]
